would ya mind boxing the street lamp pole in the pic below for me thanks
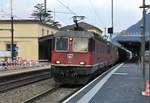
[44,0,46,13]
[10,0,14,61]
[111,0,114,31]
[140,0,146,87]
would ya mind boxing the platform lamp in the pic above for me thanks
[10,0,14,62]
[140,0,150,96]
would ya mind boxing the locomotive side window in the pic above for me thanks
[52,38,55,50]
[55,37,68,51]
[89,39,95,52]
[73,38,88,52]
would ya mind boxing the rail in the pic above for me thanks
[0,69,51,92]
[22,86,60,103]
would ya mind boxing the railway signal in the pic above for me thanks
[108,27,113,34]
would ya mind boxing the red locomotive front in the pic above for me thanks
[51,36,93,66]
[51,31,97,84]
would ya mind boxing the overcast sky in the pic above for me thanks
[0,0,148,32]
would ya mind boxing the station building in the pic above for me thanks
[0,20,59,60]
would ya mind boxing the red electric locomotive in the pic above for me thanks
[51,30,119,84]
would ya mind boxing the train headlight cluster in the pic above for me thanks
[80,61,85,65]
[56,61,61,64]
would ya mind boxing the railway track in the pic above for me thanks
[21,64,119,103]
[0,64,121,103]
[0,69,51,92]
[22,86,80,103]
[22,86,60,103]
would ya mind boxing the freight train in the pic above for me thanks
[51,30,132,85]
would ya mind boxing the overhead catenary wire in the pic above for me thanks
[56,0,78,16]
[43,0,75,26]
[88,0,106,29]
[0,0,10,18]
[51,11,75,14]
[0,0,4,12]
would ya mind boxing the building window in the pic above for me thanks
[42,29,44,36]
[6,44,16,51]
[6,44,11,51]
[47,30,49,35]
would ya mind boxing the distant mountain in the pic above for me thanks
[126,13,150,32]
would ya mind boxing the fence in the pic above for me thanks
[0,59,51,71]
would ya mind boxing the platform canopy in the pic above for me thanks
[112,32,150,42]
[39,35,53,42]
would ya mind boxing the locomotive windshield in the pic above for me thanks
[73,38,88,52]
[55,37,68,51]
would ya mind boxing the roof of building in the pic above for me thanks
[112,33,150,42]
[39,34,54,42]
[61,22,102,33]
[0,19,59,30]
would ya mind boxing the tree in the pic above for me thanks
[31,3,53,24]
[51,21,61,28]
[31,3,62,28]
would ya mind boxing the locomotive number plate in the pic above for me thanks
[67,54,74,59]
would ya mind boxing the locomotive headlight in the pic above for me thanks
[69,38,73,41]
[56,61,61,64]
[80,61,85,65]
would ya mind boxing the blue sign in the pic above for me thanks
[13,46,19,51]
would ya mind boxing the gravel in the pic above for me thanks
[0,79,55,103]
[33,87,78,103]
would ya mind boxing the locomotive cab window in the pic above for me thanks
[73,38,89,52]
[55,37,68,51]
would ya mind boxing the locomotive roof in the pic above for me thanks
[54,31,94,38]
[61,22,102,33]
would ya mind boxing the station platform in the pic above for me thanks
[0,65,51,78]
[63,63,150,103]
